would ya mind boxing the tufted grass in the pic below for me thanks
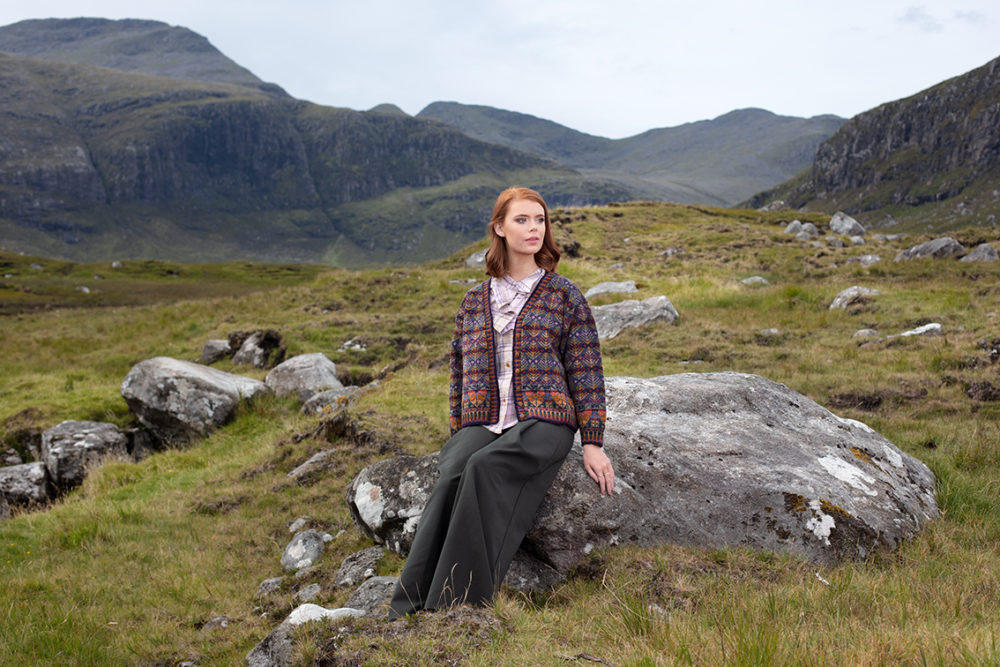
[1,201,999,664]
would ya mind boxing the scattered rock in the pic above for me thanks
[849,236,866,246]
[200,339,232,365]
[301,386,361,416]
[202,616,232,631]
[345,576,397,615]
[829,211,866,236]
[349,373,938,590]
[334,546,385,588]
[847,255,881,266]
[264,353,343,400]
[895,237,966,261]
[783,220,803,235]
[829,286,881,310]
[231,330,286,369]
[801,222,819,237]
[825,236,845,248]
[281,530,332,572]
[288,517,309,533]
[741,276,770,286]
[0,462,51,505]
[966,381,1000,402]
[591,296,679,339]
[121,357,271,444]
[465,249,487,269]
[338,338,366,352]
[2,448,22,466]
[41,421,130,492]
[256,577,284,597]
[286,450,342,485]
[294,583,322,604]
[853,329,879,339]
[959,243,998,263]
[888,323,942,340]
[659,247,683,257]
[795,231,813,242]
[758,328,780,337]
[584,280,637,299]
[245,604,365,667]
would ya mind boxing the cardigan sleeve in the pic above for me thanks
[448,303,465,435]
[562,289,606,447]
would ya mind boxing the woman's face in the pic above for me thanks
[495,199,545,262]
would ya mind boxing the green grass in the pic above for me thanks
[1,201,999,664]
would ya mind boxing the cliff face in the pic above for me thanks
[748,56,1000,227]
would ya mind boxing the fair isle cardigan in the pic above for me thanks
[449,271,606,447]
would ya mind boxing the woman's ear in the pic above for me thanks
[494,224,504,237]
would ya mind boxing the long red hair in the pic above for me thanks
[484,187,560,278]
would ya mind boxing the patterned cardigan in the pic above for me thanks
[449,271,606,447]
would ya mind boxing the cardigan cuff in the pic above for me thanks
[579,427,604,448]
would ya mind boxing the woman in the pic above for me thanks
[387,187,614,619]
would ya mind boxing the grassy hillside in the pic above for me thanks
[1,203,999,664]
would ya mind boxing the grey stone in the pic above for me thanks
[301,386,360,416]
[801,222,819,236]
[345,576,397,615]
[853,329,879,339]
[287,450,340,484]
[585,280,637,299]
[334,546,385,588]
[895,237,966,261]
[346,454,440,554]
[795,231,812,242]
[245,604,365,667]
[659,247,683,257]
[232,330,285,369]
[288,517,308,533]
[124,427,158,462]
[850,236,866,246]
[741,276,770,286]
[349,374,938,590]
[847,255,881,267]
[2,448,22,466]
[959,243,998,262]
[202,616,231,630]
[591,296,679,339]
[759,328,780,336]
[264,353,343,399]
[0,462,51,505]
[294,583,322,604]
[41,421,130,491]
[0,490,9,520]
[889,323,942,339]
[830,211,866,236]
[200,339,231,365]
[825,236,845,248]
[466,249,487,269]
[783,220,803,234]
[256,577,283,597]
[829,286,881,310]
[505,551,564,593]
[121,357,271,444]
[281,530,329,571]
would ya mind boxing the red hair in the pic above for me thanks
[484,187,560,278]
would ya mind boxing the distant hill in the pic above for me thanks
[418,103,845,206]
[0,20,635,265]
[746,56,1000,230]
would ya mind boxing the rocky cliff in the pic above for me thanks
[747,56,1000,229]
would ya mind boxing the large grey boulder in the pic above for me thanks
[349,373,938,588]
[585,280,637,299]
[41,421,130,491]
[346,454,440,554]
[895,237,966,261]
[591,296,679,339]
[121,357,271,444]
[830,211,866,236]
[0,462,51,505]
[959,243,998,262]
[264,353,343,399]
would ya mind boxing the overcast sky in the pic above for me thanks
[1,1,996,138]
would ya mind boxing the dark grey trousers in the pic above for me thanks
[387,419,574,618]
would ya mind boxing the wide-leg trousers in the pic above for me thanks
[387,419,574,618]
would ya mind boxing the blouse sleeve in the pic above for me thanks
[562,290,606,447]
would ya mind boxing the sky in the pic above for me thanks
[1,1,997,138]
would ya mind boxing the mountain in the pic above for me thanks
[746,56,1000,230]
[0,17,285,95]
[418,103,845,206]
[0,20,634,264]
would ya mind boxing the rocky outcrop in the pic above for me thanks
[264,353,343,399]
[348,373,938,588]
[829,286,881,310]
[120,357,271,444]
[0,462,51,506]
[959,243,998,262]
[591,296,679,339]
[829,211,866,236]
[40,420,130,491]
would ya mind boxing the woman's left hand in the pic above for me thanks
[582,444,614,496]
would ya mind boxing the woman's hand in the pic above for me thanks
[582,444,614,496]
